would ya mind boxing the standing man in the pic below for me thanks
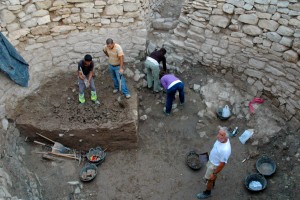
[78,54,98,104]
[103,38,131,99]
[160,73,184,116]
[196,129,231,199]
[145,48,167,93]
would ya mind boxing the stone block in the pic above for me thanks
[277,8,289,14]
[223,3,234,14]
[36,0,52,9]
[266,32,282,42]
[242,25,262,36]
[238,14,258,25]
[244,4,253,10]
[245,68,264,78]
[283,50,299,63]
[123,2,139,12]
[293,38,300,49]
[279,37,293,47]
[37,15,51,25]
[277,25,294,36]
[32,10,49,17]
[25,4,37,14]
[75,2,94,8]
[289,19,300,28]
[21,18,37,28]
[271,12,281,20]
[253,37,263,43]
[67,0,93,2]
[187,30,205,42]
[231,32,246,38]
[278,18,289,26]
[6,23,20,32]
[212,47,227,55]
[200,44,212,54]
[209,15,230,28]
[0,9,16,24]
[258,19,279,31]
[105,4,123,15]
[51,25,77,33]
[288,3,300,11]
[254,0,270,4]
[267,5,277,14]
[256,12,272,19]
[30,25,50,35]
[271,42,289,52]
[95,0,106,6]
[226,0,245,7]
[249,58,265,69]
[36,35,53,43]
[254,4,269,12]
[264,65,285,76]
[241,37,253,47]
[8,5,22,11]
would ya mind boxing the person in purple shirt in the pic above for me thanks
[145,48,167,93]
[160,73,185,115]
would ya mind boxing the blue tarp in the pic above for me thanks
[0,32,29,87]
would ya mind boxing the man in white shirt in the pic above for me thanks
[196,129,231,199]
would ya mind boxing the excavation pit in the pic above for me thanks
[13,71,138,151]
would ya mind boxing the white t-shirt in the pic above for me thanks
[209,139,231,166]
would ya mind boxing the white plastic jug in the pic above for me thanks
[239,129,254,144]
[222,105,231,118]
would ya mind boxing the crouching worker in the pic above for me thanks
[78,54,98,104]
[160,72,184,115]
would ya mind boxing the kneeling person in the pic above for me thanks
[78,54,98,104]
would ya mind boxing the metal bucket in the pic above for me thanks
[79,163,97,182]
[244,173,267,192]
[86,146,106,166]
[256,155,276,176]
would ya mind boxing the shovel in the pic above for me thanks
[35,133,70,153]
[119,73,122,92]
[117,73,125,108]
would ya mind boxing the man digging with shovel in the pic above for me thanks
[78,54,99,104]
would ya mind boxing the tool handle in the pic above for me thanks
[34,140,47,146]
[35,132,56,143]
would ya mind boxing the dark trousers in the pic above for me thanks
[165,82,184,114]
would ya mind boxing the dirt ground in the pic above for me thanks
[10,65,300,200]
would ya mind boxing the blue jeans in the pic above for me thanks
[78,77,96,95]
[165,82,184,114]
[109,64,130,96]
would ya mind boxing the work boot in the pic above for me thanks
[196,191,211,199]
[163,107,170,116]
[113,89,118,94]
[79,94,85,103]
[91,91,97,101]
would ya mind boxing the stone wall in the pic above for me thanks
[163,0,300,122]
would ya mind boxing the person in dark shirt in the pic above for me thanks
[144,48,167,93]
[78,54,98,104]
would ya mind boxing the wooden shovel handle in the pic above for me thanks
[35,132,56,143]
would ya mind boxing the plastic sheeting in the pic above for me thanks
[0,32,29,87]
